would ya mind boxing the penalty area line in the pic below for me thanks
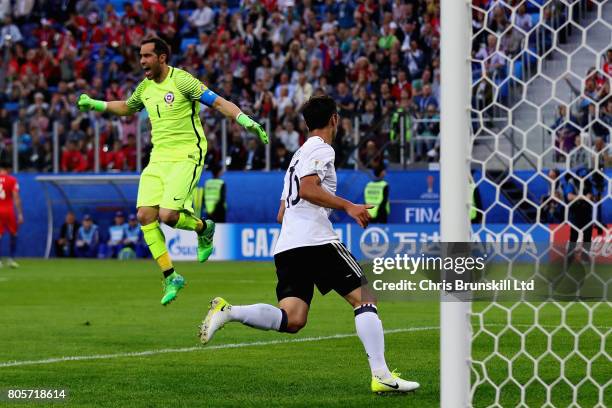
[0,326,438,368]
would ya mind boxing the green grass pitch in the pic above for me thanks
[0,260,609,407]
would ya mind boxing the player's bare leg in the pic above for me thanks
[344,286,420,393]
[199,296,307,344]
[159,208,215,263]
[138,206,184,305]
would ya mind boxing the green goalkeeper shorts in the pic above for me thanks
[137,161,203,213]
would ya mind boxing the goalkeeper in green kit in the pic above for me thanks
[77,37,268,305]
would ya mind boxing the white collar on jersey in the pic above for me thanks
[309,135,325,143]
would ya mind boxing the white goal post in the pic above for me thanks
[440,0,472,407]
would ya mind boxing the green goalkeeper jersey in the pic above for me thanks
[126,66,208,165]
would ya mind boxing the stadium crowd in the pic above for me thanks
[0,0,608,173]
[0,0,446,172]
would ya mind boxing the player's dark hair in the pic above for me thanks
[211,164,222,178]
[300,95,337,131]
[373,166,385,178]
[141,36,171,62]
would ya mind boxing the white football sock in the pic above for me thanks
[355,304,392,379]
[229,304,283,331]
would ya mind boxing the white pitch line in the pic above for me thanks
[0,326,438,368]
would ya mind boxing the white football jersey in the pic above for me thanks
[273,136,340,255]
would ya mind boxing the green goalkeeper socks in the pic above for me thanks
[176,212,204,233]
[141,221,168,260]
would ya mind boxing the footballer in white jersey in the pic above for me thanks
[200,96,420,394]
[273,135,339,255]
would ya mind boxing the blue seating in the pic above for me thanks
[513,60,523,80]
[525,1,540,13]
[4,102,20,113]
[180,37,198,52]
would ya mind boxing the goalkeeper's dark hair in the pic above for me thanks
[141,36,171,62]
[299,95,338,131]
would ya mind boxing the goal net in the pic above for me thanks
[462,0,610,407]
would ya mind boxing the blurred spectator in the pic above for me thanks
[569,136,590,170]
[293,74,313,109]
[475,34,507,79]
[273,142,293,170]
[404,39,425,79]
[269,42,286,75]
[188,0,214,34]
[107,211,126,258]
[540,169,564,224]
[514,4,532,32]
[591,97,611,142]
[360,140,383,170]
[61,139,87,172]
[106,140,126,171]
[391,70,411,101]
[75,214,99,258]
[594,137,610,169]
[227,131,247,170]
[413,84,438,113]
[278,121,299,153]
[123,213,146,257]
[26,92,49,116]
[359,99,379,132]
[334,117,355,167]
[335,82,355,117]
[66,119,85,143]
[0,16,23,48]
[604,49,612,77]
[123,134,138,171]
[415,104,440,162]
[55,211,79,257]
[551,104,580,154]
[245,138,265,170]
[276,85,293,120]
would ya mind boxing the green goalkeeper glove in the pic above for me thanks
[77,94,107,112]
[236,113,269,144]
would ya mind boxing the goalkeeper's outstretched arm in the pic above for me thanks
[77,94,134,116]
[207,94,269,144]
[105,101,134,116]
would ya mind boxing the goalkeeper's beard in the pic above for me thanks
[143,63,161,81]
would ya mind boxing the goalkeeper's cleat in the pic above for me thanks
[197,219,215,263]
[6,258,18,268]
[371,370,420,394]
[161,273,185,306]
[199,297,231,344]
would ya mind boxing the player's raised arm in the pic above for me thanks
[77,80,145,116]
[211,96,269,144]
[173,68,269,144]
[77,95,134,116]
